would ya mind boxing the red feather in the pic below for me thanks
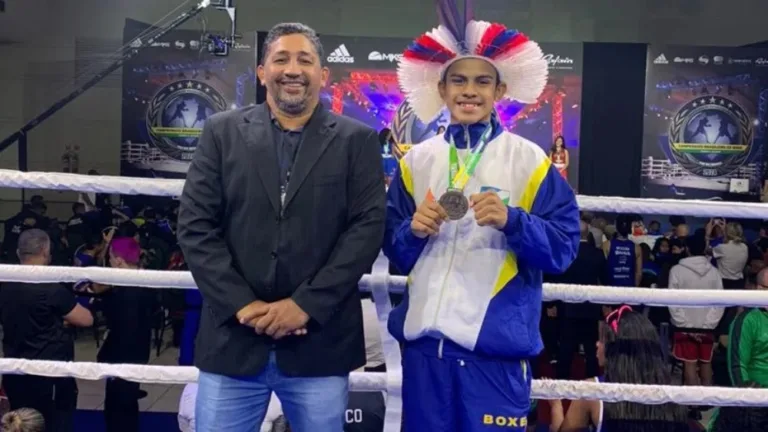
[475,23,506,56]
[492,33,529,59]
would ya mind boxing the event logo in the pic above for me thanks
[698,56,709,65]
[368,51,402,62]
[728,58,752,65]
[543,54,574,69]
[713,56,724,65]
[328,44,355,64]
[175,40,186,49]
[146,80,228,161]
[668,96,753,178]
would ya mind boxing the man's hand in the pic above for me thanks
[253,299,310,340]
[236,300,270,324]
[470,192,508,229]
[411,199,449,238]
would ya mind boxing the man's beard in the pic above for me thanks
[269,79,311,116]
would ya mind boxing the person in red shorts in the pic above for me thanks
[668,232,724,387]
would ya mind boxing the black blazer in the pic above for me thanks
[177,103,386,377]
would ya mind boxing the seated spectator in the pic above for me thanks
[549,307,688,431]
[710,221,748,290]
[668,233,724,388]
[0,229,93,432]
[728,268,768,388]
[1,408,45,432]
[647,220,662,236]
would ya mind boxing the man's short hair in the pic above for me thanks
[261,22,323,65]
[17,229,50,261]
[579,220,589,239]
[110,237,141,265]
[686,232,707,257]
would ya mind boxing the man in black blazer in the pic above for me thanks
[177,22,386,432]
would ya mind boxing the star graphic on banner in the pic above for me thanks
[700,99,708,105]
[196,83,202,89]
[728,103,734,108]
[719,99,726,105]
[709,97,716,104]
[187,81,194,88]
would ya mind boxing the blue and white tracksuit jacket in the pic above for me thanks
[383,118,580,431]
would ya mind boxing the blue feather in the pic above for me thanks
[408,42,454,63]
[464,0,474,26]
[435,0,476,52]
[482,30,518,57]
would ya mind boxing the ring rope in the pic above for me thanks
[6,264,768,307]
[3,168,768,411]
[1,358,767,407]
[2,168,768,217]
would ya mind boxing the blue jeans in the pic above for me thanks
[195,352,349,432]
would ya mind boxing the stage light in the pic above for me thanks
[571,104,578,108]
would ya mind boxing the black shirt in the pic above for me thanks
[270,114,303,201]
[98,286,156,364]
[0,282,77,361]
[548,240,606,319]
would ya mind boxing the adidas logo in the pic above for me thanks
[327,44,354,64]
[653,54,668,65]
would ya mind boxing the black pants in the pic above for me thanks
[556,317,599,379]
[104,378,141,432]
[723,278,744,290]
[539,308,559,361]
[3,375,77,432]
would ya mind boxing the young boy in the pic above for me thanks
[383,2,581,430]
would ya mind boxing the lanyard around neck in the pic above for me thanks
[447,124,494,190]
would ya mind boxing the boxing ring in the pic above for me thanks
[2,169,768,430]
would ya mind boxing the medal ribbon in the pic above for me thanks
[447,124,494,191]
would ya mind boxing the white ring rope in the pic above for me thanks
[2,168,768,410]
[2,168,768,217]
[6,264,768,307]
[1,358,767,407]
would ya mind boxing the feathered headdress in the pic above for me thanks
[397,0,548,123]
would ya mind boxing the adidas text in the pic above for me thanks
[328,44,355,64]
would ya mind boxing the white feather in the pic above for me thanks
[465,20,491,54]
[397,58,444,123]
[495,41,548,103]
[429,26,461,56]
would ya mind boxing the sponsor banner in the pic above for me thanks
[642,45,768,200]
[120,19,257,179]
[315,35,583,189]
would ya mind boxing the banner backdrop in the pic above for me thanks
[120,19,257,179]
[642,46,768,200]
[314,35,584,188]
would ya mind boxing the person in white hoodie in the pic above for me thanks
[668,232,725,388]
